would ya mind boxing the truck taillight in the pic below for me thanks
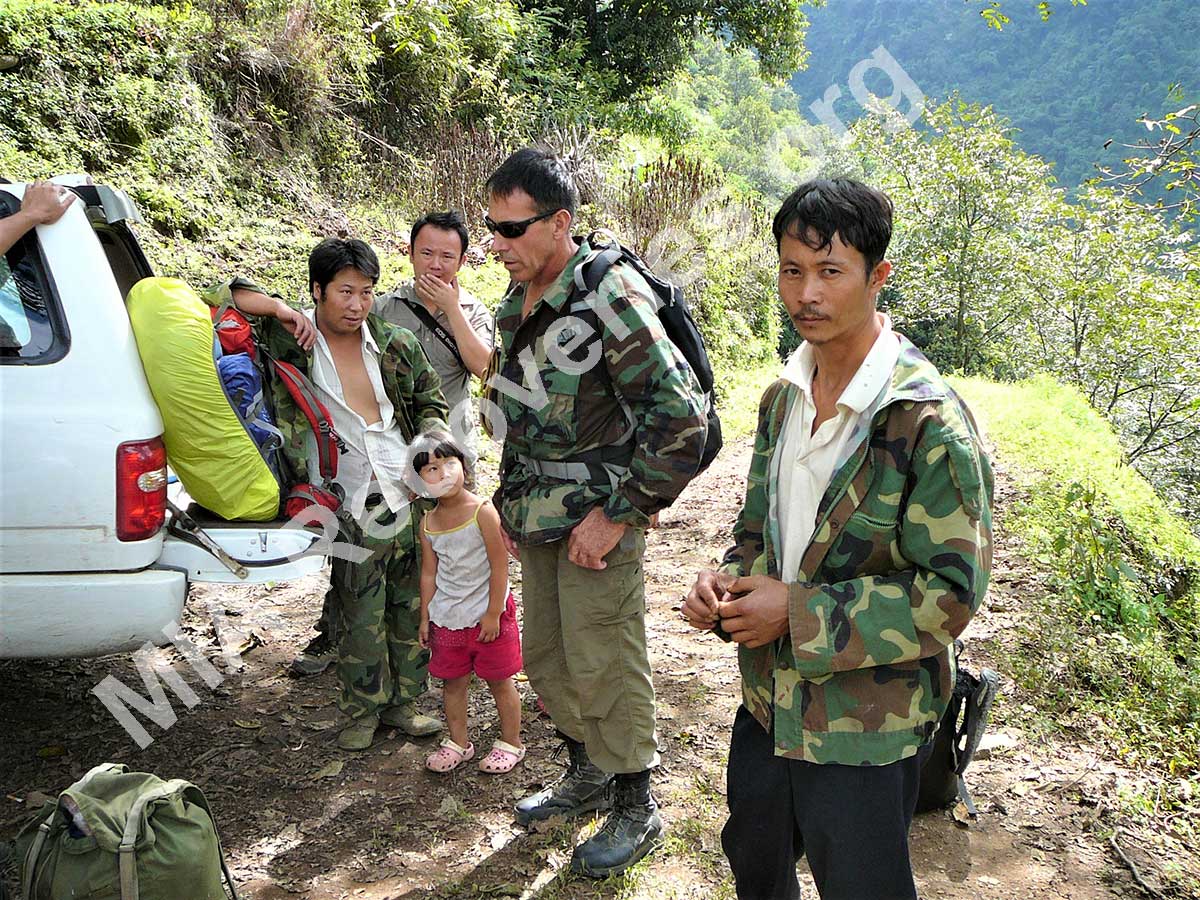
[116,438,167,541]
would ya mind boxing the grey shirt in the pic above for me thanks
[374,280,494,423]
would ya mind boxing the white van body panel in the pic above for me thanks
[0,570,187,658]
[0,180,328,658]
[0,186,164,573]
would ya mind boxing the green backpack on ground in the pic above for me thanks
[13,764,238,900]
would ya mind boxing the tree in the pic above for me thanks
[1020,188,1200,489]
[1101,89,1200,223]
[853,96,1200,522]
[852,97,1058,375]
[515,0,815,96]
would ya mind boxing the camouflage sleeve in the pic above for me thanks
[198,275,279,308]
[596,267,708,527]
[720,381,786,579]
[200,277,309,479]
[199,276,304,364]
[786,434,993,678]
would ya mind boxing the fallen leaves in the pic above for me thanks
[311,760,344,780]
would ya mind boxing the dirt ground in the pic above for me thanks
[1,437,1191,899]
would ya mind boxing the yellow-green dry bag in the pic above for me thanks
[126,277,280,521]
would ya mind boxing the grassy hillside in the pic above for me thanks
[956,375,1200,792]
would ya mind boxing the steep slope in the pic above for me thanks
[790,0,1199,189]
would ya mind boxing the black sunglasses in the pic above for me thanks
[484,209,558,239]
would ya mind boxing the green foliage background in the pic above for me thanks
[789,0,1200,191]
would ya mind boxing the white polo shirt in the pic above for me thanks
[307,313,414,518]
[776,314,901,583]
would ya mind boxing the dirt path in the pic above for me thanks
[0,438,1175,898]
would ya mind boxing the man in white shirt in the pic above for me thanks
[684,179,993,899]
[293,213,494,676]
[223,238,451,750]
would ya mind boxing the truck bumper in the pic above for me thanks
[0,569,186,658]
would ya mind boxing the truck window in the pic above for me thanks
[0,196,69,365]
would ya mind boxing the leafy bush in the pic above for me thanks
[608,153,779,370]
[611,155,722,257]
[0,0,220,185]
[955,374,1200,774]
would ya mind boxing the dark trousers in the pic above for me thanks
[315,583,340,643]
[722,705,930,900]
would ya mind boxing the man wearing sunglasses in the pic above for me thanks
[484,147,708,876]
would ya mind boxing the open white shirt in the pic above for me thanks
[776,314,900,584]
[307,312,414,518]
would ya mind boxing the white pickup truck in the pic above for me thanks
[0,178,322,658]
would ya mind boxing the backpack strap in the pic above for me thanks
[266,356,342,483]
[574,244,624,297]
[955,667,1000,817]
[940,640,1000,819]
[118,782,240,900]
[21,811,54,900]
[400,296,465,368]
[243,387,284,451]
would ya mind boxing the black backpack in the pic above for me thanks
[917,642,1000,817]
[573,232,723,474]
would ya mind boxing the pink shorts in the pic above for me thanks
[428,592,523,682]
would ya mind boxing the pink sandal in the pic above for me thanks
[426,738,474,773]
[478,740,526,774]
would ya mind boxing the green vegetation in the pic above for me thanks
[517,0,815,95]
[789,0,1199,190]
[956,375,1200,784]
[714,362,780,441]
[853,98,1200,533]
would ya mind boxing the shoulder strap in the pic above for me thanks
[266,355,343,482]
[118,781,240,900]
[22,811,54,900]
[401,297,464,368]
[575,245,624,297]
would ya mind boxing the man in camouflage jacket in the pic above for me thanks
[685,179,993,900]
[203,243,450,751]
[485,148,707,877]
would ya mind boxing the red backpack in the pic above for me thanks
[268,357,345,520]
[210,304,345,521]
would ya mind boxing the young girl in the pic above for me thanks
[415,433,526,774]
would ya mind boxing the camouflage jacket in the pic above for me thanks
[492,239,708,545]
[720,337,993,765]
[202,278,449,545]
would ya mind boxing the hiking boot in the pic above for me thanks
[514,734,613,826]
[337,714,379,751]
[380,702,442,737]
[570,769,663,878]
[290,631,336,677]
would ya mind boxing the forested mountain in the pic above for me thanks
[789,0,1198,189]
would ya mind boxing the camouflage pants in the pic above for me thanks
[333,503,429,721]
[519,529,659,774]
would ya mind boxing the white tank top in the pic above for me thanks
[424,502,506,629]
